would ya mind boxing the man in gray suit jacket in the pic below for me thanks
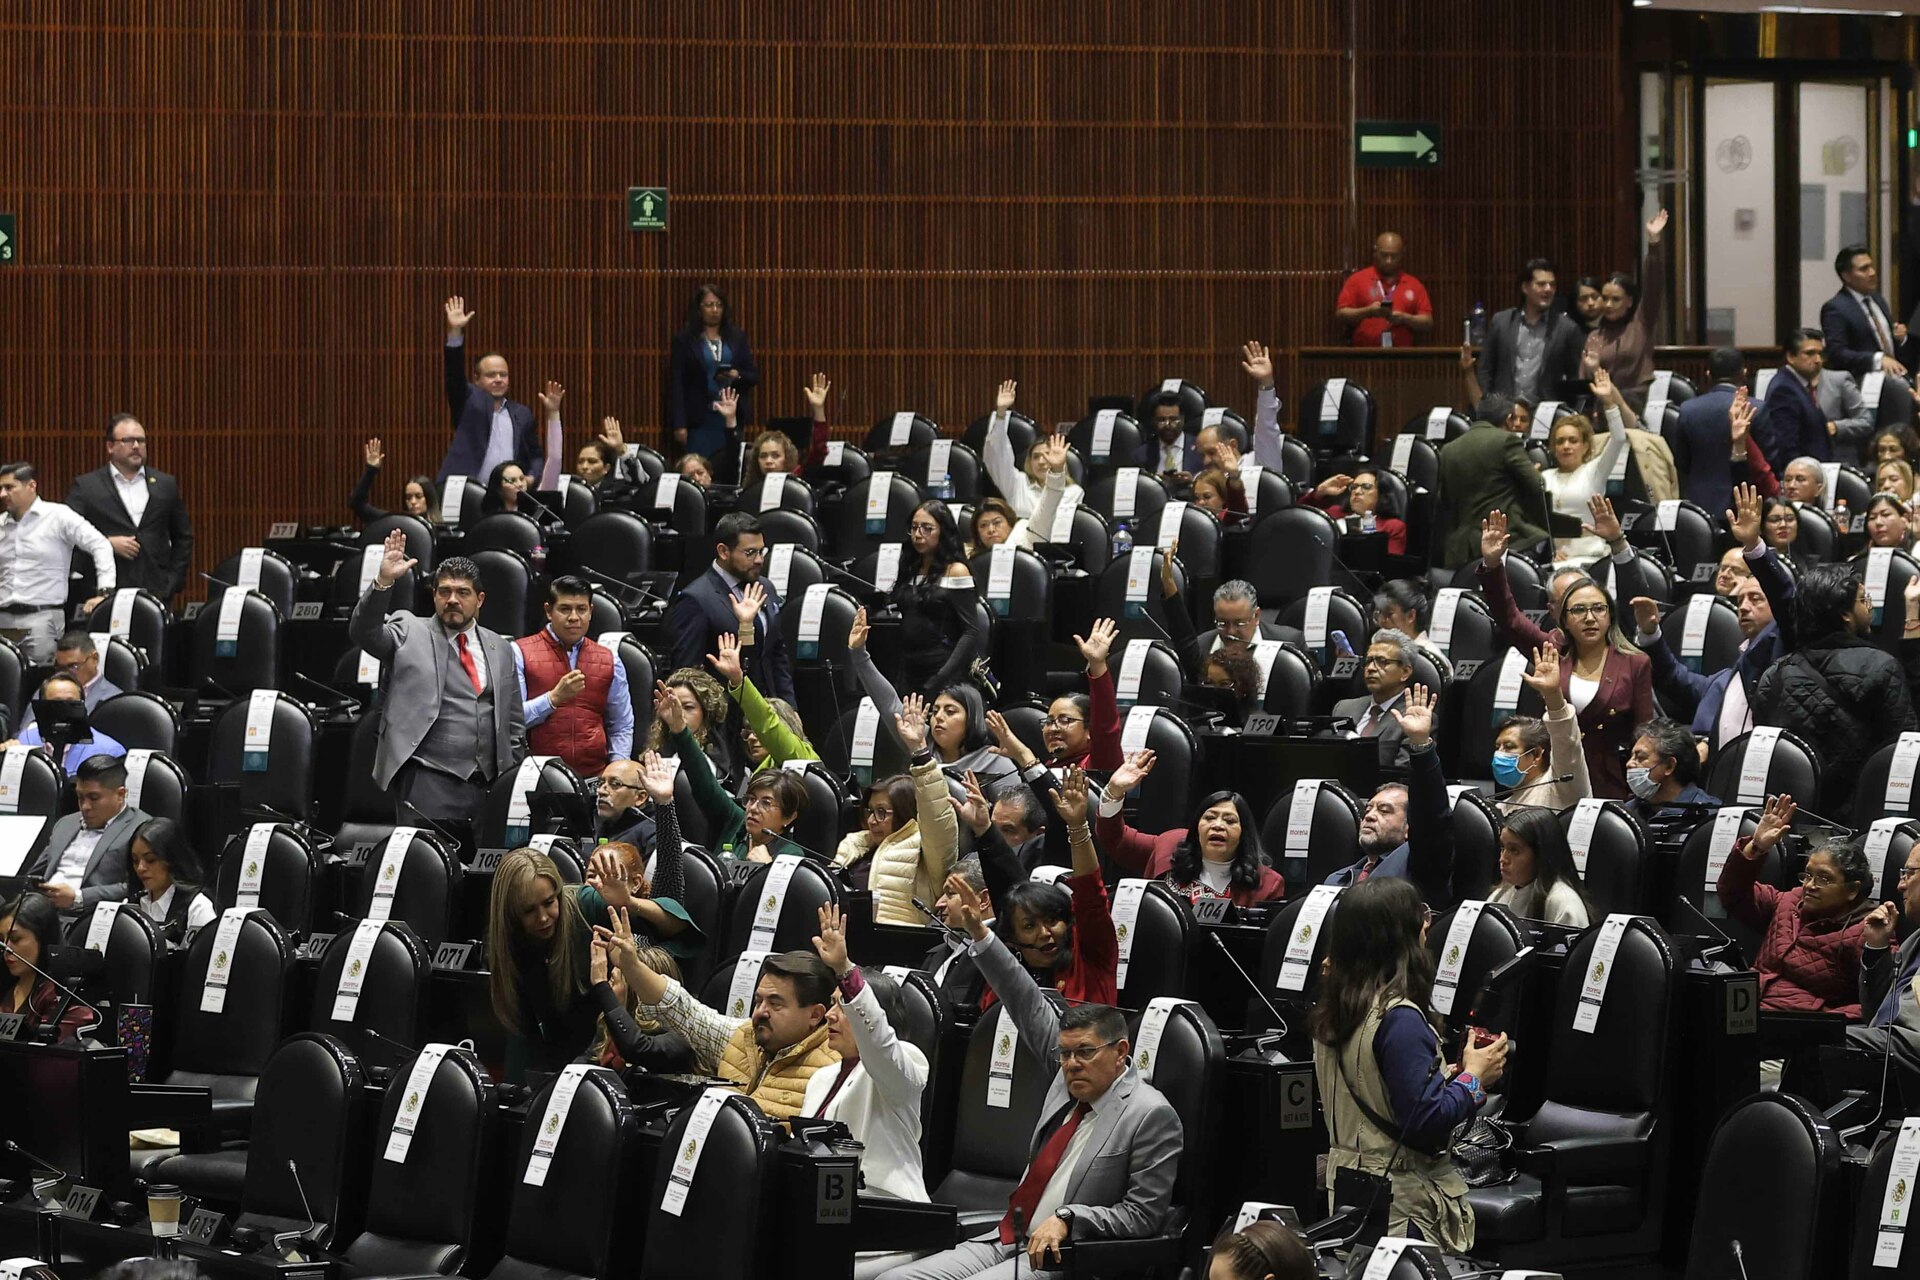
[1330,628,1418,772]
[25,754,145,912]
[878,878,1183,1279]
[349,532,525,820]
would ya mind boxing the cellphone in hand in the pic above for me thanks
[1330,629,1355,658]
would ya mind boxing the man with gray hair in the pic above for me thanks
[1331,627,1420,771]
[1780,456,1826,506]
[1201,579,1281,665]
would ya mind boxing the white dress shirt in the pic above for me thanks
[138,883,217,932]
[53,823,107,886]
[0,498,115,606]
[1030,1090,1106,1225]
[445,620,487,691]
[112,465,150,525]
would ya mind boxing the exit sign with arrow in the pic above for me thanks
[0,213,15,264]
[1355,121,1441,169]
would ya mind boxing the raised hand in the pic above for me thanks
[943,871,990,939]
[1040,432,1069,474]
[1106,748,1157,799]
[652,680,686,734]
[590,933,611,984]
[1074,617,1119,677]
[948,769,990,835]
[1727,482,1763,550]
[1865,899,1901,949]
[1749,793,1797,856]
[1591,366,1615,401]
[1729,389,1755,447]
[443,295,475,332]
[803,372,831,415]
[1480,509,1510,566]
[539,380,565,418]
[993,379,1018,414]
[897,694,930,754]
[1240,340,1274,388]
[1159,540,1180,598]
[731,580,766,630]
[1459,343,1477,372]
[364,437,385,468]
[1582,493,1623,544]
[375,528,417,588]
[1520,644,1565,711]
[1629,596,1662,636]
[713,386,739,424]
[984,709,1037,769]
[1056,767,1091,826]
[1905,574,1920,630]
[1314,474,1354,500]
[847,605,870,651]
[639,749,677,805]
[707,632,744,688]
[1390,682,1436,747]
[812,902,854,975]
[587,847,634,909]
[1646,208,1669,244]
[598,416,625,448]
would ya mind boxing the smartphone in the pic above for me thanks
[1329,629,1355,658]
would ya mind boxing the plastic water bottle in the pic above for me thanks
[720,842,737,861]
[1361,511,1378,534]
[1111,522,1134,558]
[1833,500,1850,533]
[1468,301,1488,346]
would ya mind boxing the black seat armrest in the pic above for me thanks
[854,1197,960,1253]
[1512,1122,1654,1183]
[1059,1233,1184,1277]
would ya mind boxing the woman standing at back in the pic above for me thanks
[665,283,758,473]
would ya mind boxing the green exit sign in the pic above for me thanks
[1355,121,1441,169]
[628,187,668,232]
[0,213,15,264]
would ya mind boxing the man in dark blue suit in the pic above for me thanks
[1134,400,1202,480]
[437,295,545,487]
[1759,329,1833,474]
[1820,245,1910,380]
[1673,347,1752,514]
[665,512,796,703]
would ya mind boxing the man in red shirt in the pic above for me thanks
[1336,232,1433,347]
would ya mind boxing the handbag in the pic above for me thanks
[1449,1112,1518,1187]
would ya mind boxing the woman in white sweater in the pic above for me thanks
[971,434,1071,552]
[981,380,1083,519]
[1488,806,1594,928]
[1540,367,1635,567]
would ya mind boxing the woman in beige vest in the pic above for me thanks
[1311,877,1509,1252]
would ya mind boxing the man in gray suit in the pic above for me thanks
[25,754,145,912]
[1787,331,1874,467]
[1854,841,1920,1080]
[349,532,525,820]
[879,872,1183,1279]
[1330,628,1418,772]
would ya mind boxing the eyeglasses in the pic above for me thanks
[1216,616,1257,633]
[1349,481,1377,493]
[735,546,770,559]
[1800,871,1841,889]
[601,779,642,794]
[744,794,784,812]
[1564,603,1610,619]
[1363,655,1405,668]
[1419,903,1435,926]
[1900,865,1920,883]
[863,806,894,823]
[1042,715,1085,729]
[1051,1038,1121,1067]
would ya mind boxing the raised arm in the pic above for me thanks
[1473,511,1553,652]
[901,699,958,882]
[1021,435,1070,547]
[949,872,1063,1071]
[1093,751,1165,877]
[845,607,909,748]
[1077,619,1124,771]
[443,296,475,421]
[1635,212,1668,337]
[1394,687,1458,910]
[1244,342,1286,471]
[347,530,416,658]
[981,380,1034,517]
[813,904,927,1106]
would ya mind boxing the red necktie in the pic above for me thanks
[456,633,483,695]
[1000,1101,1089,1244]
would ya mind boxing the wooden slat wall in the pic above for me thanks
[0,1,1627,595]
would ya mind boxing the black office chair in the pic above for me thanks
[118,747,188,824]
[1561,799,1650,918]
[469,548,533,636]
[1067,410,1144,475]
[930,999,1053,1227]
[1683,1092,1841,1280]
[1625,500,1720,581]
[65,902,165,1011]
[549,475,600,529]
[1706,728,1822,811]
[722,855,842,957]
[968,544,1052,624]
[1251,888,1343,1036]
[331,549,421,618]
[563,511,655,591]
[206,692,318,819]
[1855,736,1920,827]
[84,588,173,676]
[786,761,853,870]
[161,908,295,1142]
[1093,548,1186,649]
[214,822,324,936]
[363,513,436,575]
[1109,706,1199,835]
[865,412,940,458]
[639,1092,780,1280]
[1834,464,1875,518]
[190,589,284,694]
[1387,433,1442,496]
[1162,501,1224,583]
[830,471,924,561]
[341,1046,495,1279]
[1258,779,1363,890]
[1423,900,1524,1053]
[308,920,429,1071]
[1852,546,1920,650]
[350,829,464,947]
[1247,505,1340,613]
[902,440,982,505]
[487,1068,638,1280]
[1109,638,1187,710]
[211,548,298,618]
[91,690,180,754]
[0,635,22,727]
[1274,586,1370,669]
[1085,468,1171,541]
[332,713,397,858]
[1297,379,1374,461]
[743,471,817,516]
[1112,880,1192,1010]
[1658,593,1745,679]
[814,698,912,791]
[1055,502,1114,576]
[671,845,727,993]
[1465,917,1676,1269]
[480,756,587,848]
[1422,588,1499,666]
[431,477,487,530]
[1236,463,1297,528]
[963,411,1039,490]
[1789,503,1837,565]
[1665,806,1773,955]
[1441,649,1545,784]
[1404,407,1472,444]
[158,1032,370,1231]
[0,746,62,834]
[802,440,873,495]
[464,512,543,557]
[1853,1122,1920,1277]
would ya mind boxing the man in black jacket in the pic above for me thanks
[1820,244,1910,380]
[1465,258,1586,406]
[665,512,796,704]
[65,414,194,602]
[438,295,544,487]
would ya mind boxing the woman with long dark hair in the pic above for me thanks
[1488,806,1592,926]
[125,817,215,948]
[0,894,96,1042]
[891,500,988,696]
[1311,877,1507,1252]
[1584,209,1669,394]
[1092,756,1285,905]
[665,283,758,469]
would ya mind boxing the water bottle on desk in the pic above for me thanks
[1111,522,1134,558]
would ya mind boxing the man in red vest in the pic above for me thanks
[511,576,632,777]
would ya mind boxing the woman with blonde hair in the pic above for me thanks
[589,935,696,1074]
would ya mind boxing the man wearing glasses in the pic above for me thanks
[1331,629,1420,770]
[17,632,121,734]
[1196,580,1280,666]
[666,511,796,703]
[1854,848,1920,1075]
[66,414,194,603]
[593,758,655,851]
[879,864,1182,1280]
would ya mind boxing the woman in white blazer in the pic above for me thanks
[803,904,931,1207]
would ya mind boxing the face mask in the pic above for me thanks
[1626,766,1661,801]
[1490,751,1525,788]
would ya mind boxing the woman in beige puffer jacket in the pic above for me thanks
[834,757,958,925]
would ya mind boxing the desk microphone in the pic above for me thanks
[1011,1206,1026,1280]
[0,942,106,1043]
[358,1025,420,1060]
[396,800,475,860]
[289,670,365,717]
[271,1158,320,1259]
[572,562,663,612]
[1731,1240,1751,1280]
[909,897,968,945]
[4,1139,66,1180]
[1206,932,1289,1037]
[1772,794,1856,837]
[1497,773,1576,801]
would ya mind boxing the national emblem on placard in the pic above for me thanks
[349,959,363,978]
[684,1139,698,1160]
[546,1113,561,1135]
[1591,961,1606,981]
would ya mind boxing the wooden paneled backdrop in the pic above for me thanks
[0,2,1630,596]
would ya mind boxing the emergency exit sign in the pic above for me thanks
[628,188,668,232]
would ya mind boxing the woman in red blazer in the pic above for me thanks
[1477,510,1653,798]
[1305,468,1408,556]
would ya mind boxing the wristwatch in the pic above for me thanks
[1054,1208,1076,1229]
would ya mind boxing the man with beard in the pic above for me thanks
[1322,686,1458,907]
[617,946,840,1120]
[593,758,654,849]
[350,532,525,820]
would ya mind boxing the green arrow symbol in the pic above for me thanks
[1361,130,1434,158]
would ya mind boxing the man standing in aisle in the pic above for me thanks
[0,463,113,663]
[438,295,546,487]
[65,416,192,603]
[1336,232,1433,347]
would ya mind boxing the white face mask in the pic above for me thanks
[1626,766,1661,801]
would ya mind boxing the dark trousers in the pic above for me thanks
[395,761,488,821]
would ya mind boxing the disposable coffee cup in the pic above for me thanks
[147,1184,183,1237]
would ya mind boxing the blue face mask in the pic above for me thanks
[1490,750,1526,788]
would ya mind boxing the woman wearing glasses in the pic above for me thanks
[1717,794,1876,1019]
[1305,468,1407,555]
[891,500,989,697]
[832,697,961,924]
[1479,509,1653,798]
